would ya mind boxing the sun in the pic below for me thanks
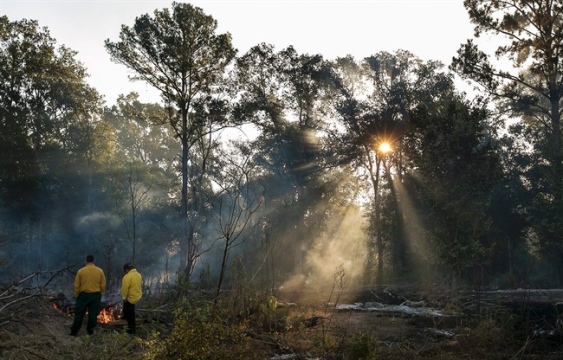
[378,141,392,154]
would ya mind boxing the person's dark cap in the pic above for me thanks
[123,263,134,270]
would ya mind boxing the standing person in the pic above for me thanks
[69,254,106,336]
[121,262,142,334]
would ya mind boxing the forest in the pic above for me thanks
[1,1,563,359]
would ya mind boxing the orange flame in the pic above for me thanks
[51,301,118,324]
[97,307,116,324]
[51,302,71,315]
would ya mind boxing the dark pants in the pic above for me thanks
[122,300,136,334]
[70,292,101,335]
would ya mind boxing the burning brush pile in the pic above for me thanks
[50,292,123,325]
[0,277,151,359]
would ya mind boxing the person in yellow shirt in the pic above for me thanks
[121,262,142,334]
[69,254,106,336]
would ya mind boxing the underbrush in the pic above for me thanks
[374,307,546,360]
[143,291,281,359]
[142,290,383,360]
[63,332,145,360]
[22,291,560,360]
[4,273,562,359]
[138,293,534,359]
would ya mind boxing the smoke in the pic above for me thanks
[280,205,369,295]
[77,212,121,228]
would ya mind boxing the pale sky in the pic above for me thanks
[1,0,475,105]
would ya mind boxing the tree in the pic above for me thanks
[453,0,561,158]
[104,93,205,282]
[0,16,106,272]
[234,44,350,285]
[0,16,102,213]
[106,92,175,170]
[210,146,262,301]
[105,2,236,278]
[320,51,454,282]
[404,94,503,295]
[114,166,151,264]
[451,0,563,284]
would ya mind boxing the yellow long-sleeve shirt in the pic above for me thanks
[121,269,142,304]
[73,263,106,297]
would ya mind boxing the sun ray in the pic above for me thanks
[389,173,435,284]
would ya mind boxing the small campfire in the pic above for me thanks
[50,292,121,324]
[97,307,118,324]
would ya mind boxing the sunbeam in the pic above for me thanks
[389,172,436,285]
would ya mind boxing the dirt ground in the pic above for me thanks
[2,291,563,360]
[0,294,430,359]
[332,311,428,339]
[0,307,420,360]
[0,297,143,360]
[1,309,79,354]
[1,304,65,357]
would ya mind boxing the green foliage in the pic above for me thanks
[338,332,378,360]
[105,1,237,278]
[0,15,103,213]
[144,296,264,360]
[277,322,380,360]
[235,291,280,331]
[3,0,563,312]
[0,15,117,274]
[452,0,563,284]
[64,332,144,360]
[234,43,353,282]
[404,94,502,281]
[321,50,460,280]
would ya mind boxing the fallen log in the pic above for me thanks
[102,318,144,327]
[463,288,563,305]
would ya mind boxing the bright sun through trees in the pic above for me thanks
[378,141,392,154]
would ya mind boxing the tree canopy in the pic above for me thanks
[1,0,563,293]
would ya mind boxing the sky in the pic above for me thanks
[1,0,475,105]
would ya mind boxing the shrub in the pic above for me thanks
[338,332,378,360]
[144,296,264,360]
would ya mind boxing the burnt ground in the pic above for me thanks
[2,288,563,359]
[0,298,81,358]
[0,301,433,360]
[1,306,83,357]
[0,296,149,360]
[274,286,563,359]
